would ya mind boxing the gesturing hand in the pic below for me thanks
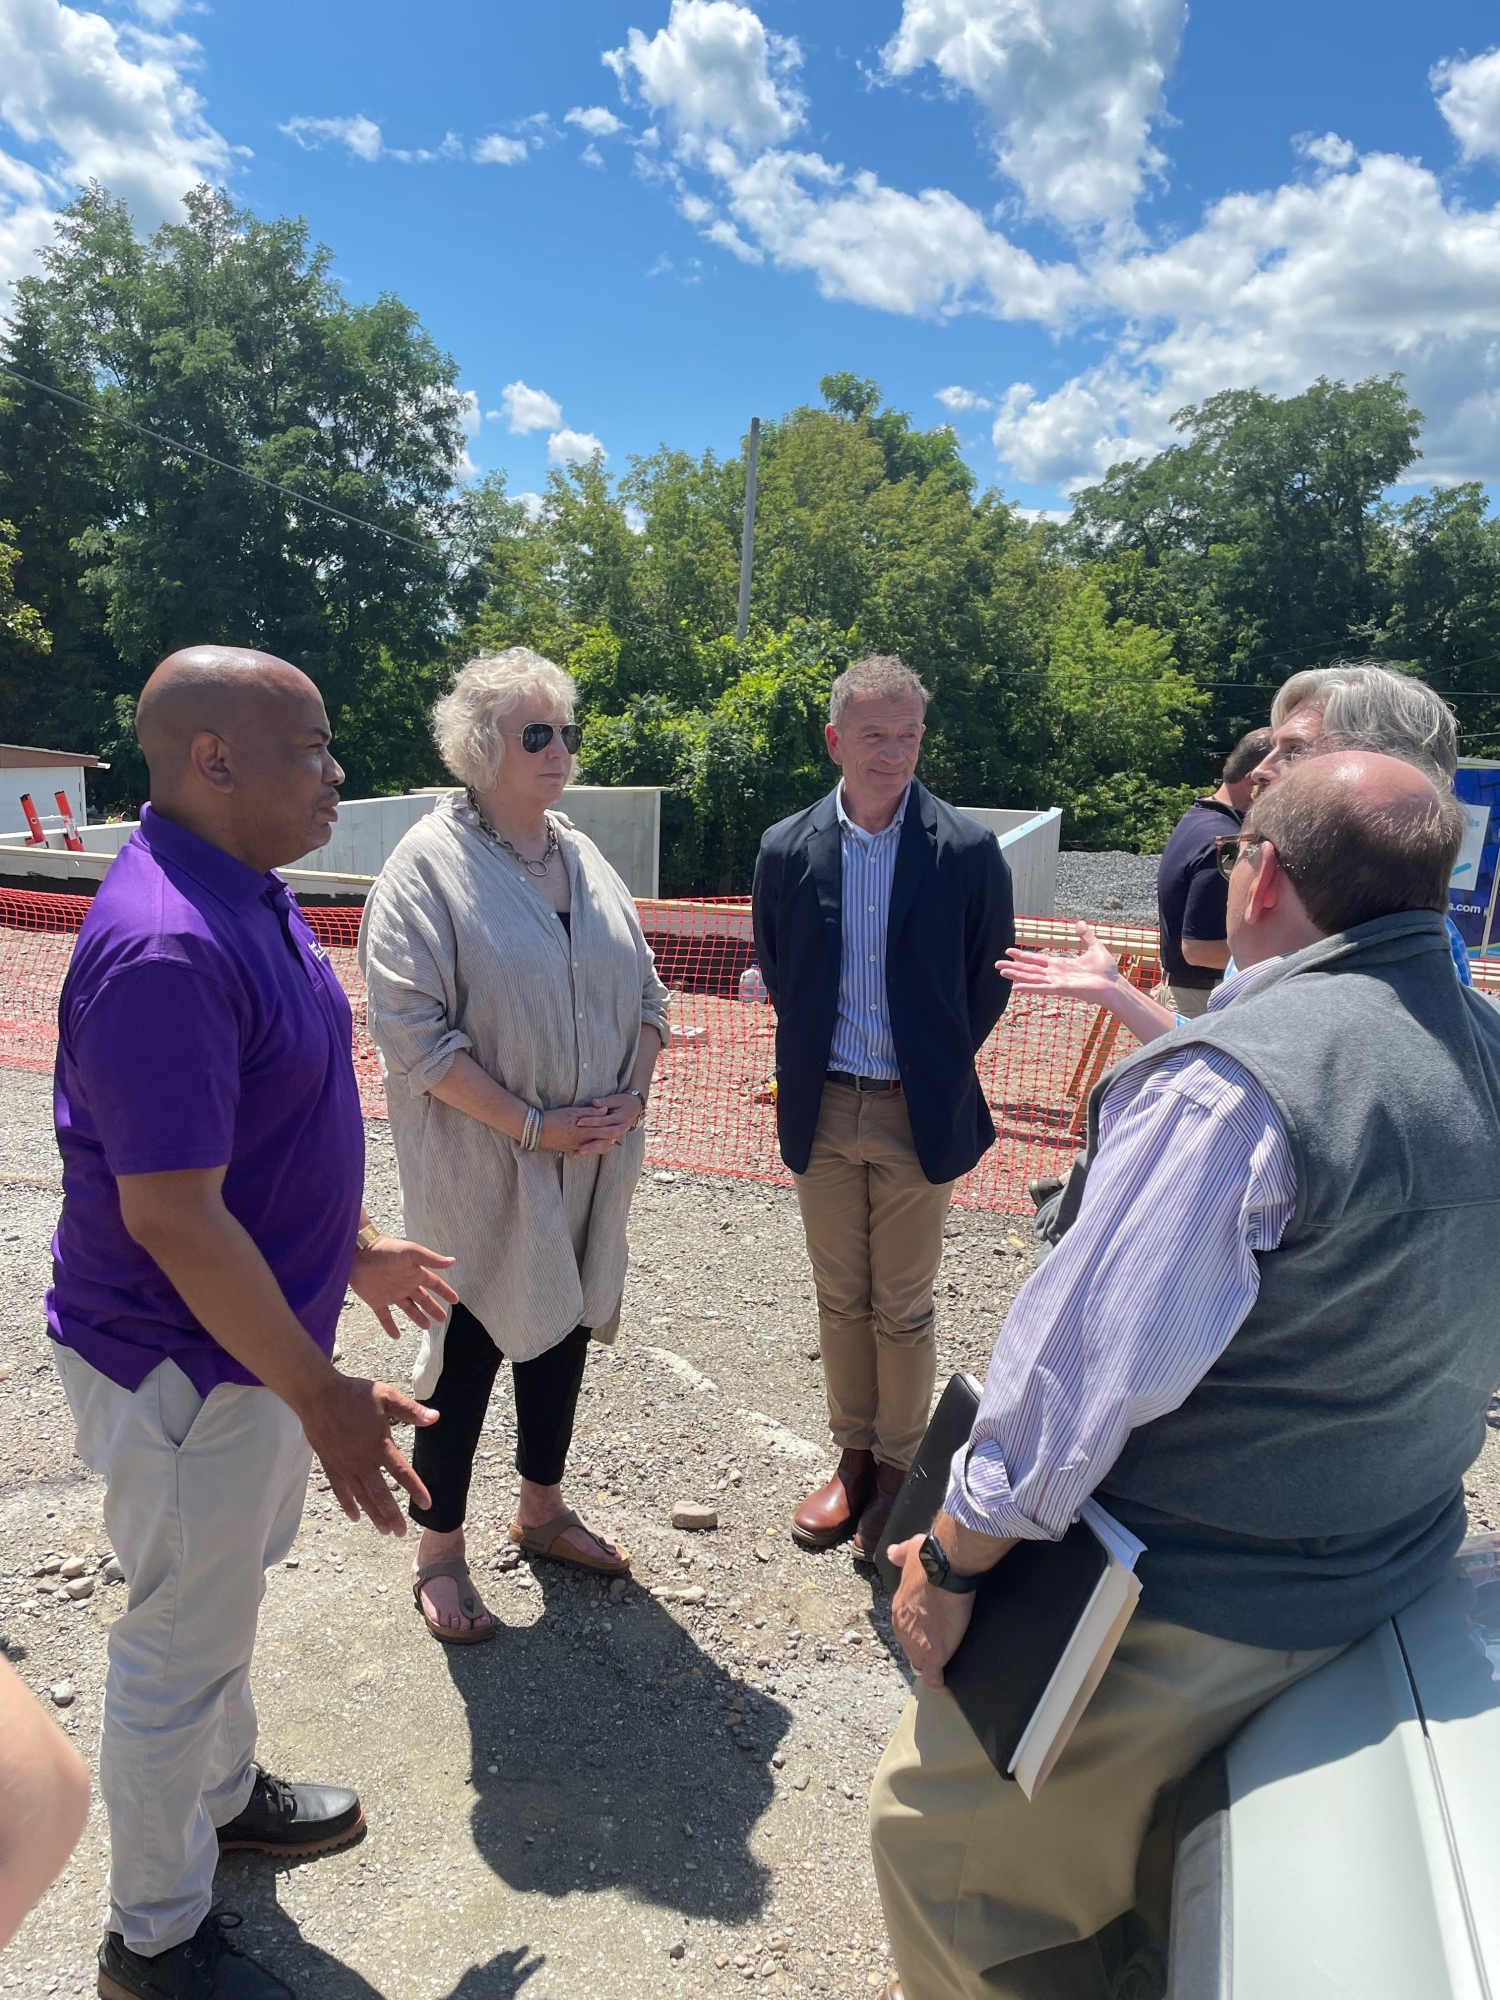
[998,922,1122,1005]
[349,1235,458,1339]
[301,1374,438,1535]
[888,1535,977,1690]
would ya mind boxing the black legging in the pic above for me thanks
[409,1302,591,1534]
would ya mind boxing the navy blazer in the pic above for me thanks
[751,779,1016,1185]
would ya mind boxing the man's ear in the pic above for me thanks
[1243,839,1283,923]
[824,721,842,764]
[187,730,235,794]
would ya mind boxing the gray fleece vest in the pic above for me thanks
[1075,910,1500,1650]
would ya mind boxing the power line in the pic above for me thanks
[0,365,447,557]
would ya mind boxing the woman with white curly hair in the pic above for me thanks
[359,647,668,1642]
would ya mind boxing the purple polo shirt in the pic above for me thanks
[47,804,365,1395]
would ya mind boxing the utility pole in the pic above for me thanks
[736,416,760,642]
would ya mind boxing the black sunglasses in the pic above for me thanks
[518,722,582,754]
[1214,832,1265,882]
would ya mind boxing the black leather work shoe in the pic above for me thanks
[215,1767,364,1857]
[98,1911,293,2000]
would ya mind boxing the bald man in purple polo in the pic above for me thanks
[49,649,458,2000]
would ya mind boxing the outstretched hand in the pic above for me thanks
[301,1374,438,1534]
[998,922,1122,1004]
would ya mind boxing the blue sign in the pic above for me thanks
[1451,762,1500,962]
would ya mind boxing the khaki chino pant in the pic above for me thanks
[54,1344,311,1955]
[792,1081,954,1469]
[870,1610,1342,2000]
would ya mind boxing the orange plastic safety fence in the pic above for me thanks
[5,886,1497,1215]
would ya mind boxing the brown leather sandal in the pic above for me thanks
[507,1508,631,1574]
[412,1556,496,1644]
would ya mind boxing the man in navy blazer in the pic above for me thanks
[752,656,1015,1557]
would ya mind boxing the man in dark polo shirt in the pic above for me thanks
[1154,728,1270,1016]
[50,647,458,2000]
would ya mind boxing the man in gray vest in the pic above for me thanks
[869,751,1500,2000]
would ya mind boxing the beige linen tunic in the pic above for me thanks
[358,791,670,1397]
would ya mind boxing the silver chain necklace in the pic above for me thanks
[466,789,558,878]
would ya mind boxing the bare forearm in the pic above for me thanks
[934,1511,1017,1576]
[1102,976,1178,1041]
[629,1025,663,1098]
[123,1202,336,1417]
[1179,936,1231,970]
[427,1048,531,1139]
[0,1661,88,1948]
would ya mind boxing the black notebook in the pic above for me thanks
[875,1371,1144,1799]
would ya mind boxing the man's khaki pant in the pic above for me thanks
[1150,980,1215,1019]
[54,1344,311,1955]
[792,1081,953,1469]
[870,1611,1343,2000]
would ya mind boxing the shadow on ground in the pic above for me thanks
[446,1560,789,1921]
[212,1877,547,1999]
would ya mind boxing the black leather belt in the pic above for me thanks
[826,1070,902,1093]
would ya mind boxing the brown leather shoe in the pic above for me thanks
[791,1448,875,1550]
[852,1461,907,1561]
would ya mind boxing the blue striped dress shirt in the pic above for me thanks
[828,782,907,1081]
[945,959,1296,1541]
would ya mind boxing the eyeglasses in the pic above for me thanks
[517,722,582,754]
[1214,832,1264,882]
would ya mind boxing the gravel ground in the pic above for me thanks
[1054,852,1162,926]
[0,1067,1037,2000]
[7,1061,1499,2000]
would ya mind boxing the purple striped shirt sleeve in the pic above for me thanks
[944,1044,1297,1542]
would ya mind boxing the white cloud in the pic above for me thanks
[935,384,993,411]
[474,133,528,166]
[281,113,382,162]
[580,143,605,170]
[566,105,625,138]
[1433,47,1500,164]
[605,0,804,155]
[882,0,1186,231]
[516,490,545,521]
[0,0,233,295]
[991,142,1500,487]
[606,7,1500,492]
[547,426,607,465]
[714,144,1080,318]
[501,380,563,434]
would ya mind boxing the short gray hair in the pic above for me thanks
[431,647,576,791]
[1269,661,1458,782]
[829,655,930,728]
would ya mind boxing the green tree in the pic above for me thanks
[1070,375,1423,749]
[0,285,118,766]
[6,183,482,800]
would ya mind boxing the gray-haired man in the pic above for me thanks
[752,657,1015,1559]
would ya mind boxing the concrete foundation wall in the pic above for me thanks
[959,806,1063,916]
[1,766,90,840]
[0,784,665,901]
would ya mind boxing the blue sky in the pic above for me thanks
[3,0,1500,512]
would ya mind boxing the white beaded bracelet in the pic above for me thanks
[521,1105,543,1151]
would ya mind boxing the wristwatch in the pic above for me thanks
[626,1087,648,1116]
[918,1531,981,1594]
[355,1222,380,1253]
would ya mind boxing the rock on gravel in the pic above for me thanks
[1054,850,1162,926]
[671,1503,719,1531]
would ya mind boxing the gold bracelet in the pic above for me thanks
[355,1222,380,1253]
